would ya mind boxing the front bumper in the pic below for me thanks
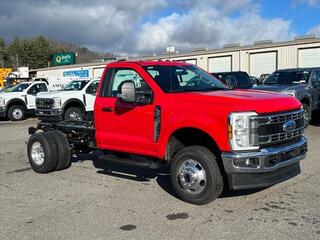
[0,107,6,117]
[221,137,307,190]
[36,109,63,121]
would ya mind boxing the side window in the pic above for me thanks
[38,83,48,92]
[108,68,150,97]
[311,71,320,89]
[224,74,237,88]
[86,81,99,94]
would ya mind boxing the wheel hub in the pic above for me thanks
[12,109,22,119]
[31,141,45,166]
[70,112,81,120]
[178,159,207,194]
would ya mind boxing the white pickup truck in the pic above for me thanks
[35,79,99,121]
[0,81,49,120]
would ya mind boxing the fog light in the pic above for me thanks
[233,158,260,168]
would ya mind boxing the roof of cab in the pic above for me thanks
[107,60,192,67]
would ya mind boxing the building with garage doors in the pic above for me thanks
[31,35,320,79]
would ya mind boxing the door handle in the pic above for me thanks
[102,107,113,112]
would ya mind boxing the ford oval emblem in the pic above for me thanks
[283,120,296,133]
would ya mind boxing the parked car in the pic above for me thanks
[254,67,320,126]
[27,61,307,205]
[211,71,253,89]
[0,81,49,120]
[35,78,100,121]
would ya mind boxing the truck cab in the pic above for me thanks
[0,81,49,121]
[27,61,308,205]
[35,78,100,121]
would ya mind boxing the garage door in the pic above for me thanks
[298,48,320,67]
[250,52,277,77]
[93,68,105,78]
[183,59,197,65]
[208,56,232,73]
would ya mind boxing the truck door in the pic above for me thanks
[95,67,158,156]
[310,70,320,109]
[84,80,99,111]
[26,83,48,109]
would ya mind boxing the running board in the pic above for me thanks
[99,154,162,169]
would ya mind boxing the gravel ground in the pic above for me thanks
[0,117,319,240]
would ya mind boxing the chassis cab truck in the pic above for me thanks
[27,61,308,205]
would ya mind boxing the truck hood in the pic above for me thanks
[253,84,306,92]
[0,92,25,99]
[174,89,301,114]
[37,90,82,98]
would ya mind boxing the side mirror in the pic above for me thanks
[118,80,136,103]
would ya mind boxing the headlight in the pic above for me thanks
[228,112,259,151]
[52,97,61,109]
[0,97,5,107]
[282,90,296,98]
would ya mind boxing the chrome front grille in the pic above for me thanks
[251,109,305,147]
[36,98,54,109]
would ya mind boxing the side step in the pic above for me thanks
[99,154,162,169]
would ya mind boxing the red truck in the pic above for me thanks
[27,61,307,205]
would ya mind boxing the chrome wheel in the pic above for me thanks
[69,112,81,120]
[12,108,23,119]
[31,141,45,166]
[178,159,207,194]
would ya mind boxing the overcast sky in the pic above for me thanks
[0,0,319,55]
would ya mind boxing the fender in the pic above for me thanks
[5,98,27,112]
[158,117,230,159]
[62,98,86,113]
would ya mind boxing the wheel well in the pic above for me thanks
[6,100,26,113]
[63,101,85,114]
[166,128,221,161]
[301,98,310,106]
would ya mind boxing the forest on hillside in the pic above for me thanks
[0,36,116,69]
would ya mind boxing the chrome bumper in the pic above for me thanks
[221,137,307,189]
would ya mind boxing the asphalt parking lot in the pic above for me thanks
[0,118,319,240]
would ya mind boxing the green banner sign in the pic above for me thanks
[52,52,76,66]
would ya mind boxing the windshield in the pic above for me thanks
[63,80,89,91]
[143,65,228,93]
[264,71,311,85]
[0,86,13,93]
[10,83,31,92]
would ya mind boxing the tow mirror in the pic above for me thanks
[118,80,136,103]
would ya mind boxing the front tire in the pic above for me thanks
[302,103,311,127]
[64,107,83,121]
[27,132,58,173]
[8,105,26,121]
[170,146,223,205]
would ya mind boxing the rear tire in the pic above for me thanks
[64,107,83,121]
[170,146,223,205]
[27,132,58,173]
[302,103,311,127]
[8,105,26,121]
[49,131,71,171]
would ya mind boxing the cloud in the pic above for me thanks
[136,3,293,53]
[292,0,320,7]
[0,0,296,55]
[308,24,320,36]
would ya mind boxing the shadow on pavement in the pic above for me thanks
[310,110,320,126]
[72,151,266,200]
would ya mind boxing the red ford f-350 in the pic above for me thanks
[27,61,307,205]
